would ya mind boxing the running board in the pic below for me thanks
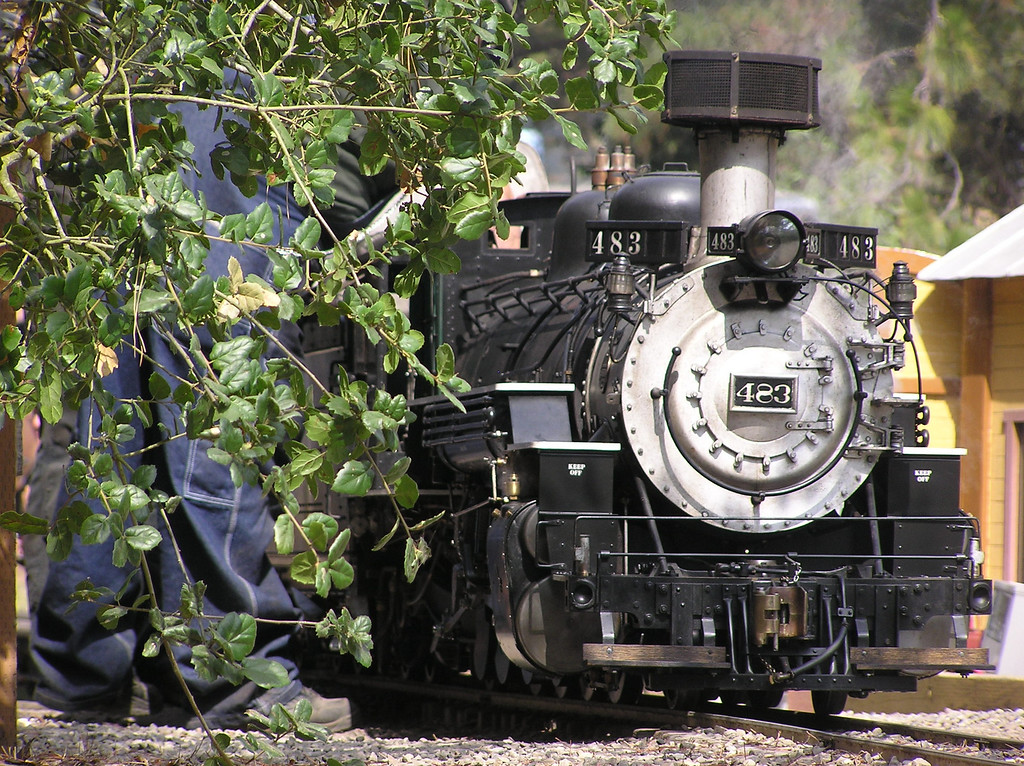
[850,647,992,672]
[582,644,730,668]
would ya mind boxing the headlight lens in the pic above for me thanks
[739,210,806,273]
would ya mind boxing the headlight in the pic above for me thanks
[738,210,806,273]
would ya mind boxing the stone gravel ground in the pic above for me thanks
[9,704,1024,766]
[848,707,1024,744]
[6,718,864,766]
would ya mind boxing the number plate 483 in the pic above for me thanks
[731,375,797,412]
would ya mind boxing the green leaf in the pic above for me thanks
[124,524,162,551]
[633,83,664,110]
[448,192,493,240]
[142,633,163,659]
[38,369,63,425]
[80,514,112,545]
[394,474,419,509]
[210,336,259,391]
[148,371,172,401]
[562,42,579,70]
[440,156,482,184]
[594,57,617,84]
[131,464,158,489]
[46,502,92,561]
[403,536,431,583]
[565,77,599,109]
[290,550,318,585]
[361,410,397,432]
[220,212,246,241]
[62,263,93,308]
[82,71,104,92]
[209,3,230,36]
[383,456,411,484]
[435,343,456,379]
[642,60,667,88]
[332,460,373,496]
[180,581,206,621]
[555,115,588,150]
[327,528,351,562]
[217,612,257,660]
[286,447,325,484]
[0,511,49,535]
[245,202,274,244]
[359,128,390,175]
[109,483,149,513]
[408,509,446,533]
[328,557,354,590]
[256,73,285,106]
[371,516,400,552]
[274,514,295,555]
[314,563,331,598]
[325,110,355,143]
[242,657,290,689]
[302,512,339,552]
[424,247,461,274]
[97,604,128,630]
[291,217,321,250]
[181,274,215,317]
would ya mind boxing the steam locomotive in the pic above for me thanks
[300,51,993,715]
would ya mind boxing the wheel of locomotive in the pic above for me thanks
[493,646,514,687]
[811,690,848,716]
[522,668,545,696]
[392,612,433,681]
[551,677,575,699]
[578,671,598,701]
[605,671,644,705]
[422,657,450,684]
[472,610,496,686]
[747,688,785,710]
[718,690,746,706]
[396,638,428,680]
[664,689,701,710]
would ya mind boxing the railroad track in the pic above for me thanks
[322,673,1024,766]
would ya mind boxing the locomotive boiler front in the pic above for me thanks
[597,255,898,533]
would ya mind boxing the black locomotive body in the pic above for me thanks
[301,51,992,714]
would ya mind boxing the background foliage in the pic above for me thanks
[528,0,1024,255]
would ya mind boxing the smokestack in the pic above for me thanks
[661,51,821,266]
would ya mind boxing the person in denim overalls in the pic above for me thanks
[28,89,391,730]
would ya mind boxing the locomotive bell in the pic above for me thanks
[605,168,701,224]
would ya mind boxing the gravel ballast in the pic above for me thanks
[12,705,1024,766]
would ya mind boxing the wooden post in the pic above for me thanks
[0,291,16,748]
[959,279,993,565]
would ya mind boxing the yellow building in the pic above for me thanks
[912,210,1024,584]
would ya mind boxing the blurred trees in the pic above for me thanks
[567,0,1024,253]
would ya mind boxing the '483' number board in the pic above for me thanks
[586,221,690,264]
[706,222,878,270]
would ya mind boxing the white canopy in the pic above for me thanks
[917,205,1024,281]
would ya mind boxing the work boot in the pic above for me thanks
[29,676,165,723]
[283,686,357,732]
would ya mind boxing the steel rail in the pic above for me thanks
[327,673,1023,766]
